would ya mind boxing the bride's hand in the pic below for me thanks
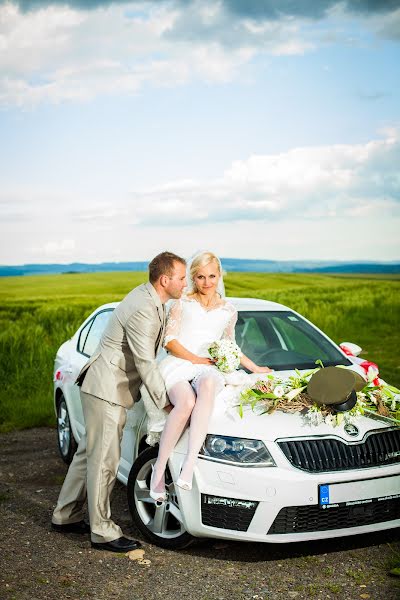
[191,356,215,365]
[253,366,273,373]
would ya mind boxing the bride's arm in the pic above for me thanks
[165,339,214,365]
[240,353,272,374]
[163,300,213,365]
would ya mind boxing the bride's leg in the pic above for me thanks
[179,374,221,485]
[151,381,196,494]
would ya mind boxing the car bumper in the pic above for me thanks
[169,452,400,543]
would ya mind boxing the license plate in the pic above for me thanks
[318,475,400,509]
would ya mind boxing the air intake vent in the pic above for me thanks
[268,497,400,534]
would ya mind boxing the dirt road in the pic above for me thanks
[0,428,399,600]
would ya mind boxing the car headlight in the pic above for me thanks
[200,435,276,467]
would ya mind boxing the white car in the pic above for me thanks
[53,298,400,549]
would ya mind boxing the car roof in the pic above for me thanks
[95,298,291,313]
[229,297,290,312]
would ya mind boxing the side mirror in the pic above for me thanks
[340,342,362,357]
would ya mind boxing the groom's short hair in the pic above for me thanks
[149,251,186,283]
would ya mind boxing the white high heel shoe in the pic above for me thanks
[150,465,167,503]
[176,464,193,491]
[175,477,192,491]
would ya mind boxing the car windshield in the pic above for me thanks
[236,310,351,371]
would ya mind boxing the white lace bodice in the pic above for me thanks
[163,295,238,357]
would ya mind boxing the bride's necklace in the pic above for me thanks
[195,292,219,310]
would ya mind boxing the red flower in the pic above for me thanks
[359,360,380,386]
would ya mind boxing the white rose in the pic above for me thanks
[325,414,336,427]
[273,385,285,398]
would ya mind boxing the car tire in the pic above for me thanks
[56,394,78,464]
[127,446,195,550]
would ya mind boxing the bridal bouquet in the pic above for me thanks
[208,339,242,373]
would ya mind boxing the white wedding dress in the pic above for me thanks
[143,294,250,445]
[158,295,238,393]
[142,294,266,445]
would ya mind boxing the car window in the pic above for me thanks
[77,319,92,354]
[271,315,328,358]
[236,315,276,355]
[78,309,114,357]
[236,311,351,371]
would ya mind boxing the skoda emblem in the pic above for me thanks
[344,423,359,437]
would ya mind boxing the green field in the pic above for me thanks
[0,271,399,432]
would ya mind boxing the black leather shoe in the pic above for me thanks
[91,536,142,553]
[52,520,91,534]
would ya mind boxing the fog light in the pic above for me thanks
[201,494,259,531]
[203,495,258,510]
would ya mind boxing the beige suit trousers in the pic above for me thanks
[52,391,127,543]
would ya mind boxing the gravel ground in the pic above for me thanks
[0,428,399,600]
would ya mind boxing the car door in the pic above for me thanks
[70,309,115,438]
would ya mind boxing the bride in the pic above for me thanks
[150,251,272,501]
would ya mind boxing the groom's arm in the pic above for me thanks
[125,307,170,410]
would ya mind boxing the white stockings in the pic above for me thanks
[179,375,220,484]
[152,373,222,493]
[151,381,195,494]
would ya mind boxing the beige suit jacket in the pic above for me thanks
[76,282,169,410]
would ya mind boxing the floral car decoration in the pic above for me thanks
[238,361,400,427]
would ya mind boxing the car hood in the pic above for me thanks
[208,403,392,443]
[207,368,394,443]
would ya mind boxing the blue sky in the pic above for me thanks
[0,0,399,264]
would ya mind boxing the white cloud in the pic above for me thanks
[3,211,398,265]
[1,1,398,107]
[114,129,399,225]
[0,130,399,263]
[2,128,398,226]
[42,238,75,254]
[0,2,86,73]
[0,1,321,107]
[368,7,400,41]
[0,1,263,105]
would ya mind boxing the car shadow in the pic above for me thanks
[115,479,400,561]
[179,528,400,562]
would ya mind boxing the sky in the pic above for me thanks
[1,0,400,265]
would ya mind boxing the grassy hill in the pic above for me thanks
[0,271,399,432]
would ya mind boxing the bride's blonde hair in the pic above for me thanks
[189,251,222,292]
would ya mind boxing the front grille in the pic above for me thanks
[278,428,400,472]
[201,494,258,532]
[268,497,400,534]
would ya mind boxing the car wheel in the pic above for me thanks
[127,446,194,550]
[56,394,78,464]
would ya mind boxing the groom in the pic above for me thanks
[52,251,187,552]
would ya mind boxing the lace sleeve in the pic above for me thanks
[222,303,238,342]
[163,300,182,347]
